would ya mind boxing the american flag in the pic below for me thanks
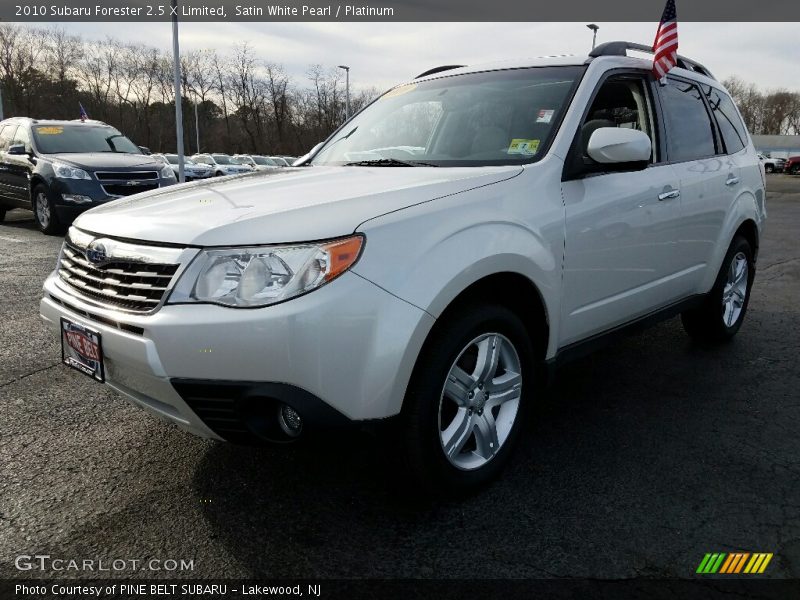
[652,0,678,79]
[79,102,88,122]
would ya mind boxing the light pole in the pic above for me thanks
[171,0,185,183]
[338,65,350,120]
[586,24,599,50]
[193,90,200,154]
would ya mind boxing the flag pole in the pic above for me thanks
[171,0,185,183]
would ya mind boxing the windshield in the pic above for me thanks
[311,66,584,167]
[252,156,276,166]
[212,154,233,165]
[32,124,141,154]
[235,156,255,165]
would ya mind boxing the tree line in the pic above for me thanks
[0,24,380,156]
[721,77,800,136]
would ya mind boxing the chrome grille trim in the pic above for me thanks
[57,230,190,314]
[95,170,159,181]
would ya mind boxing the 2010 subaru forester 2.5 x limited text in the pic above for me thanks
[40,42,766,492]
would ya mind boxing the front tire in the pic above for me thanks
[681,235,754,343]
[400,304,536,493]
[765,164,774,173]
[32,184,64,235]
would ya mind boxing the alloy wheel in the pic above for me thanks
[722,251,748,328]
[35,192,51,229]
[438,333,522,471]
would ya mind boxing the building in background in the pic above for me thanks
[752,135,800,159]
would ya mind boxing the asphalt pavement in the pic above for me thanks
[1,175,799,580]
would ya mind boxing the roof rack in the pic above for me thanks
[415,65,465,79]
[588,41,715,80]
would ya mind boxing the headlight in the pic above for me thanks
[168,235,364,308]
[160,164,176,179]
[51,161,91,180]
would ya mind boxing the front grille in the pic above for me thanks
[102,183,159,197]
[58,238,181,313]
[95,171,159,181]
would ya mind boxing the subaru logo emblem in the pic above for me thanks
[86,241,108,265]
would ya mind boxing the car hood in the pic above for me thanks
[46,153,162,170]
[74,165,522,246]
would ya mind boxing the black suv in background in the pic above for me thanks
[0,118,176,234]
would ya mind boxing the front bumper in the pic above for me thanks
[40,271,434,441]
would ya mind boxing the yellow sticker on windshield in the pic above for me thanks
[382,83,417,99]
[508,139,540,155]
[36,126,63,135]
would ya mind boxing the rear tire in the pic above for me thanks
[765,164,774,173]
[681,235,754,343]
[32,184,64,235]
[399,304,536,494]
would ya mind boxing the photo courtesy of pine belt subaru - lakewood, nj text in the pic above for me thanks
[40,41,766,491]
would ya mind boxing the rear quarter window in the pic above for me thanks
[705,87,747,154]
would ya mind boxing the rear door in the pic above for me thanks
[656,78,739,294]
[559,72,684,347]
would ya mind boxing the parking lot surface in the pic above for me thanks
[1,175,799,579]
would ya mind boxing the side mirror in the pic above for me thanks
[587,128,651,164]
[138,145,151,155]
[8,144,27,155]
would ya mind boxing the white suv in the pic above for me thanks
[41,42,765,491]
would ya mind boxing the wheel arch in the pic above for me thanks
[734,218,760,262]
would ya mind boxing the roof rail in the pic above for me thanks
[588,41,715,80]
[415,65,465,79]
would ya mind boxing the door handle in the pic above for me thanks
[658,189,680,201]
[726,176,740,186]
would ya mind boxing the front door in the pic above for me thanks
[559,73,685,347]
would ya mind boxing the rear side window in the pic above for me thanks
[706,88,747,154]
[660,80,716,162]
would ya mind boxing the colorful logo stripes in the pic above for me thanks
[696,552,773,574]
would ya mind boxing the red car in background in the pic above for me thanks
[785,156,800,175]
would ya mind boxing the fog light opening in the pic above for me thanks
[278,403,303,438]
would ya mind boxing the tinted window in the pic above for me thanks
[0,124,18,151]
[212,154,232,164]
[660,80,716,162]
[706,88,746,154]
[32,124,140,154]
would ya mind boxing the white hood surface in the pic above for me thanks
[73,165,522,246]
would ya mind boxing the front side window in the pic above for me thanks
[705,87,747,154]
[0,124,17,151]
[32,124,140,154]
[13,126,32,152]
[311,66,585,167]
[660,80,716,162]
[578,76,656,163]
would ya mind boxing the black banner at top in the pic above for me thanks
[3,0,800,22]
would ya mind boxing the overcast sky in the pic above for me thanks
[63,22,797,92]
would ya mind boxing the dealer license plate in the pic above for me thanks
[61,318,105,382]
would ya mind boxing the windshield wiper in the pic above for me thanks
[344,158,438,167]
